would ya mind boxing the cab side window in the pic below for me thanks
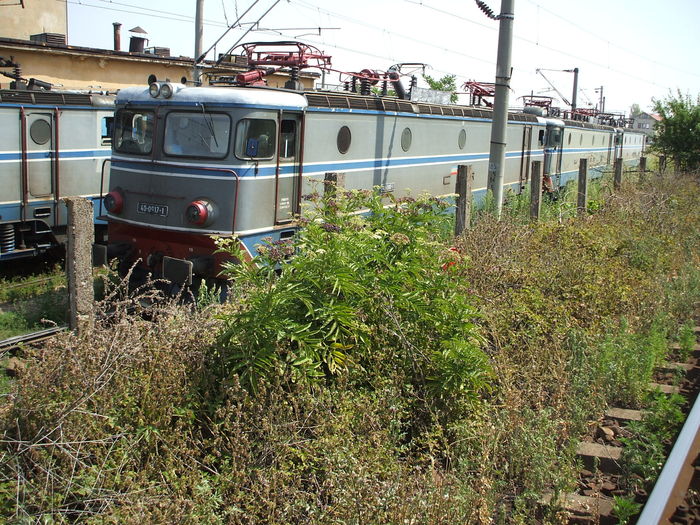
[114,109,155,155]
[235,119,276,159]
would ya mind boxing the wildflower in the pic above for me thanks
[390,233,410,246]
[396,196,416,205]
[302,192,320,201]
[320,222,341,233]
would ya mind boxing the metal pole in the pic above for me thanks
[571,67,579,113]
[194,0,204,84]
[486,0,515,219]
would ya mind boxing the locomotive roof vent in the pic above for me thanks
[523,106,544,117]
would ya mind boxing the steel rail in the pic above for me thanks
[1,276,59,291]
[637,368,700,523]
[0,326,67,354]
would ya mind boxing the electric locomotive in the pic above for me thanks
[103,43,644,287]
[0,88,115,261]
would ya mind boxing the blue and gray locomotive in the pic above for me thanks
[0,88,114,261]
[104,44,645,286]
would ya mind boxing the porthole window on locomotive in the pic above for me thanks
[458,129,467,150]
[30,119,52,145]
[234,118,276,159]
[337,125,351,154]
[400,127,412,152]
[165,111,231,159]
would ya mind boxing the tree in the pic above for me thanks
[629,103,642,118]
[423,73,458,103]
[651,90,700,172]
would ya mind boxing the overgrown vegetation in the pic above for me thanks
[0,172,698,523]
[652,90,700,172]
[0,265,67,339]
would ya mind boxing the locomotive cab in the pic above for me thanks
[542,120,564,191]
[104,84,307,287]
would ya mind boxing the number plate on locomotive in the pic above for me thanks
[137,202,169,217]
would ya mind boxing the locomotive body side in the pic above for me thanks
[0,90,114,260]
[104,83,646,286]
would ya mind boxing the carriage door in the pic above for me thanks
[543,123,563,185]
[24,112,56,225]
[613,130,623,161]
[274,113,302,224]
[518,125,532,192]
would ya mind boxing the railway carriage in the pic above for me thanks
[104,75,644,287]
[0,89,115,261]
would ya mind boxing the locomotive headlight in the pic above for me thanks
[149,82,161,98]
[160,82,173,99]
[104,189,125,214]
[185,199,217,227]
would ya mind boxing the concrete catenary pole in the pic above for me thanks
[486,0,515,219]
[571,67,579,113]
[194,0,204,84]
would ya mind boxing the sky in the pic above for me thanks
[65,0,700,116]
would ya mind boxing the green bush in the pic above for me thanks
[214,188,492,408]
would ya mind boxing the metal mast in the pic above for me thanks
[194,0,204,84]
[485,0,515,219]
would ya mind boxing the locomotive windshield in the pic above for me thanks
[235,118,276,159]
[114,109,154,155]
[164,111,231,158]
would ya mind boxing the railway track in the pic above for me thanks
[0,326,67,355]
[637,380,700,523]
[559,326,700,524]
[1,275,60,292]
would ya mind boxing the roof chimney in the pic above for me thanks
[128,26,148,54]
[113,22,122,52]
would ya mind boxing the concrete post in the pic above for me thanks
[486,0,515,219]
[614,157,623,191]
[454,164,473,236]
[639,156,647,182]
[64,197,94,333]
[530,160,542,221]
[577,158,588,217]
[194,0,204,84]
[659,155,666,175]
[324,171,338,197]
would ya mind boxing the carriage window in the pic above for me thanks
[337,125,351,154]
[235,118,276,159]
[280,119,296,159]
[114,109,154,155]
[458,129,467,150]
[164,111,231,158]
[101,116,114,146]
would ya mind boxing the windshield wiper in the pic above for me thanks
[199,103,219,148]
